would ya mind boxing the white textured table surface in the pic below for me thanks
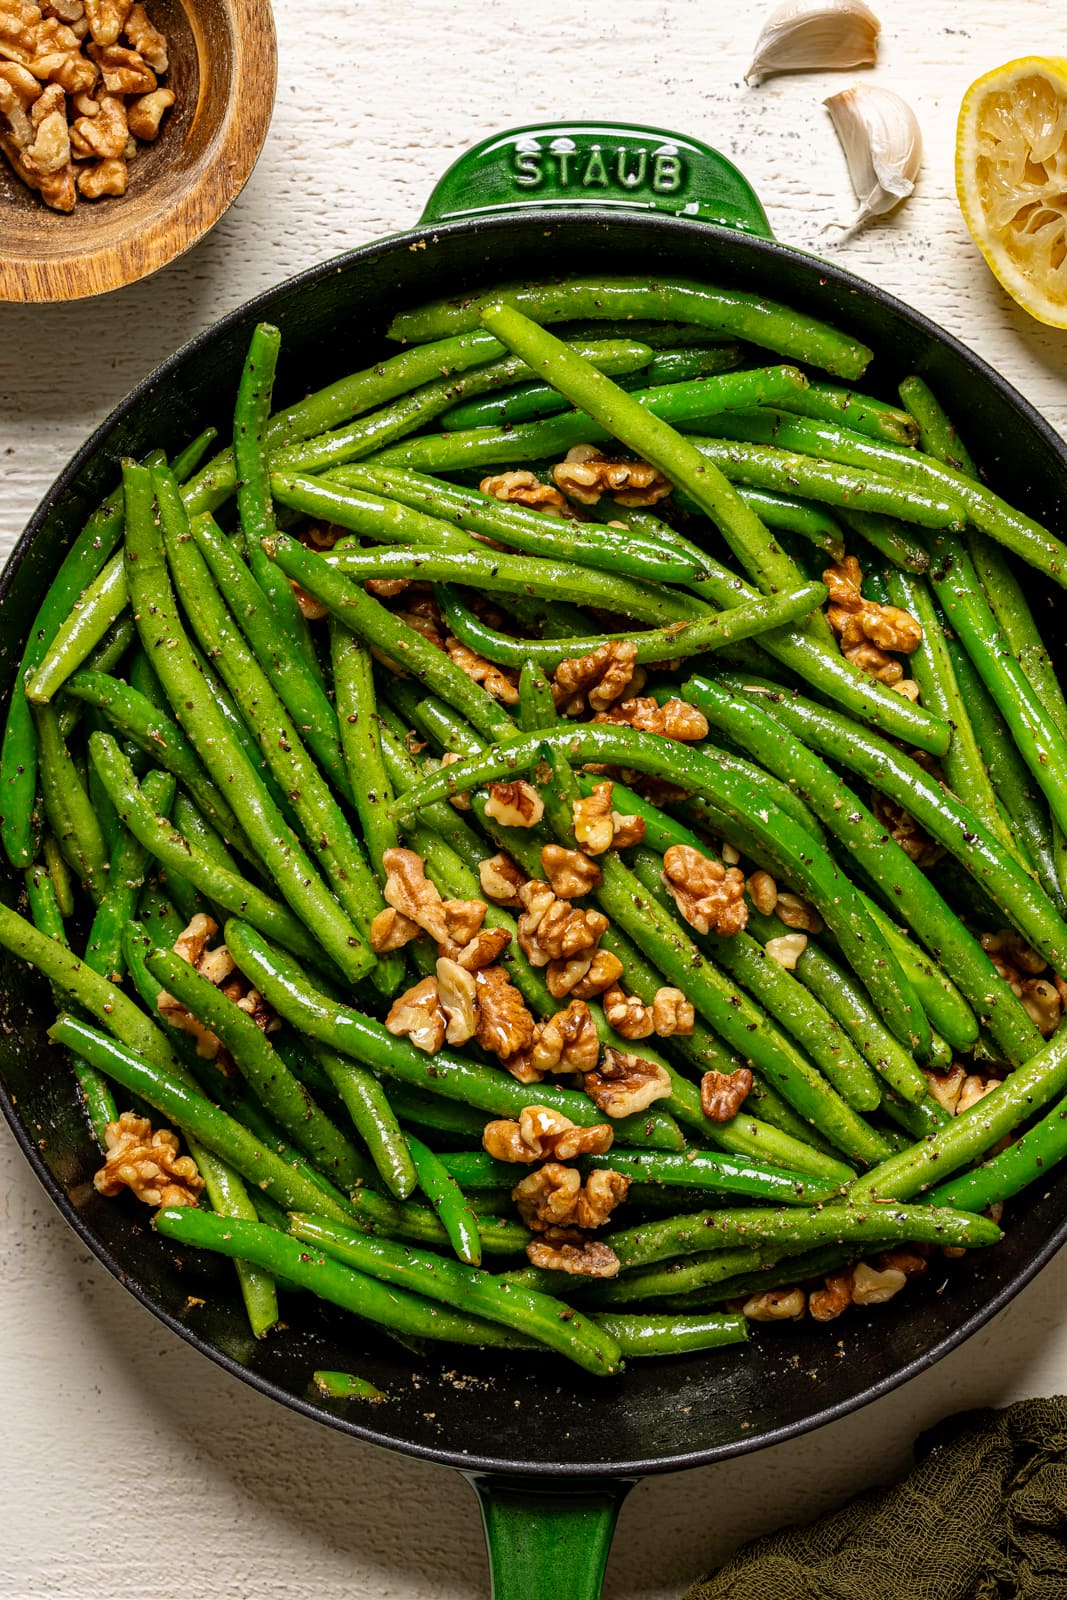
[3,3,1067,1596]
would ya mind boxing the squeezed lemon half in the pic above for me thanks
[956,57,1067,329]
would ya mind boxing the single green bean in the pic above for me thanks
[33,701,108,899]
[26,552,129,704]
[388,276,874,378]
[313,1371,385,1401]
[42,833,75,918]
[313,1044,417,1201]
[197,1154,280,1339]
[404,1132,483,1267]
[776,383,919,447]
[593,1311,747,1356]
[330,622,400,874]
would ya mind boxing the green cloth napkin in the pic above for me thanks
[685,1398,1067,1600]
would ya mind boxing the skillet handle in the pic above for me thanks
[419,122,773,236]
[468,1472,634,1600]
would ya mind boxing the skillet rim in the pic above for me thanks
[3,205,1067,1480]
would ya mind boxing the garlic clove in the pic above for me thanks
[824,85,922,226]
[746,0,880,86]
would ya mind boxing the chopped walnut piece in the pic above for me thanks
[700,1067,754,1122]
[981,929,1047,974]
[851,1260,908,1306]
[549,947,624,1001]
[454,925,511,971]
[871,789,944,868]
[765,933,808,970]
[94,1111,203,1208]
[541,843,601,900]
[956,1074,1000,1115]
[440,897,487,950]
[156,986,222,1059]
[69,88,124,154]
[551,639,640,716]
[173,912,216,968]
[384,976,447,1054]
[445,636,520,705]
[1018,978,1062,1037]
[473,964,535,1061]
[517,879,607,967]
[369,906,423,953]
[981,930,1063,1037]
[478,852,526,907]
[480,469,573,517]
[525,1238,621,1277]
[925,1063,966,1115]
[0,128,75,206]
[437,752,472,810]
[825,554,922,685]
[24,80,67,167]
[773,892,823,934]
[594,695,709,742]
[572,782,616,855]
[122,1,164,68]
[747,870,778,916]
[84,0,131,46]
[382,847,451,946]
[86,40,155,93]
[809,1270,855,1322]
[483,1104,614,1164]
[651,987,695,1037]
[75,150,124,194]
[291,582,330,619]
[553,443,673,507]
[529,999,601,1074]
[742,1287,806,1322]
[484,779,544,829]
[513,1161,630,1231]
[123,80,169,137]
[435,957,478,1046]
[584,1047,672,1118]
[602,983,654,1041]
[663,844,748,937]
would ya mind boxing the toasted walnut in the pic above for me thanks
[957,1074,1000,1115]
[809,1270,855,1322]
[382,847,451,945]
[484,779,544,829]
[1018,978,1063,1037]
[454,925,511,971]
[651,987,695,1037]
[525,1238,621,1277]
[584,1047,672,1118]
[290,582,330,620]
[480,469,573,517]
[517,879,607,967]
[981,931,1062,1037]
[86,40,155,93]
[981,929,1047,974]
[825,555,922,684]
[435,752,472,810]
[851,1260,908,1306]
[553,443,673,507]
[893,679,922,702]
[173,912,216,968]
[94,1111,203,1208]
[602,983,654,1041]
[385,976,447,1054]
[435,957,478,1046]
[478,851,526,907]
[69,84,124,152]
[440,898,487,950]
[551,640,640,716]
[925,1063,966,1115]
[122,1,164,67]
[75,148,125,194]
[0,128,75,207]
[483,1104,614,1164]
[122,77,168,137]
[572,782,616,855]
[84,0,131,45]
[513,1161,630,1231]
[530,999,601,1074]
[700,1067,754,1122]
[663,844,748,937]
[743,1287,806,1322]
[541,843,601,900]
[444,636,520,705]
[748,870,778,916]
[594,695,709,743]
[549,947,624,1001]
[765,932,808,970]
[473,964,535,1060]
[871,789,944,869]
[774,892,823,934]
[156,986,222,1059]
[571,780,646,856]
[23,82,67,168]
[369,906,423,953]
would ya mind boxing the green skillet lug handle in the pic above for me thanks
[470,1472,635,1600]
[420,123,774,236]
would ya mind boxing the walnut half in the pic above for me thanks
[94,1111,203,1208]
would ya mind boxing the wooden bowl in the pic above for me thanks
[0,0,276,303]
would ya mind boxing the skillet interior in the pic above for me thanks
[2,210,1066,1479]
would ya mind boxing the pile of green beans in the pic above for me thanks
[7,269,1067,1379]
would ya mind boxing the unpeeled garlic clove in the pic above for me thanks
[824,85,922,226]
[745,0,880,86]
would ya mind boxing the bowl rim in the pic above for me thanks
[0,0,277,305]
[4,204,1067,1480]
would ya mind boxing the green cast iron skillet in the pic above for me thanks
[3,126,1067,1596]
